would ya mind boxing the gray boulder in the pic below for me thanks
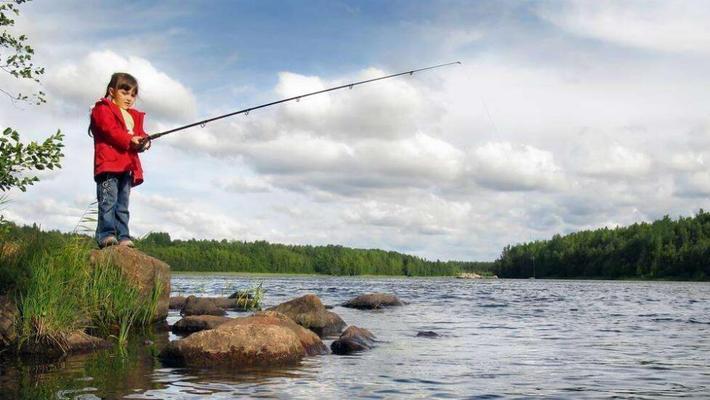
[169,296,186,310]
[267,294,346,337]
[331,326,376,355]
[172,315,232,334]
[181,295,227,316]
[342,293,403,309]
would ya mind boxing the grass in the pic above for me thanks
[233,281,264,311]
[0,211,163,354]
[84,257,162,347]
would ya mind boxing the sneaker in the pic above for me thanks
[99,236,118,248]
[119,239,135,248]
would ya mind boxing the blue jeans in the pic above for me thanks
[96,171,132,244]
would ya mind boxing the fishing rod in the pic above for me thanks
[144,61,461,143]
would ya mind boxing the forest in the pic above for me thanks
[137,231,494,276]
[494,210,710,280]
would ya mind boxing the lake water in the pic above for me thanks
[1,275,709,399]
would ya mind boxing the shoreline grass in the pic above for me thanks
[1,230,162,354]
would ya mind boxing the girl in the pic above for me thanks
[89,72,151,248]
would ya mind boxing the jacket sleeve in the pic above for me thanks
[91,104,132,151]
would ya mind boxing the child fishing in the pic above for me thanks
[89,72,151,248]
[85,63,454,249]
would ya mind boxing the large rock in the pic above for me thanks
[211,297,241,309]
[172,315,232,334]
[90,246,170,321]
[342,293,403,309]
[267,294,346,337]
[159,311,327,368]
[169,296,186,310]
[243,311,329,355]
[0,295,18,347]
[181,296,227,316]
[331,326,376,355]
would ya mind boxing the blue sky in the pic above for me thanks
[1,1,709,261]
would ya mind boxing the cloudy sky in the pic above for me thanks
[1,0,708,261]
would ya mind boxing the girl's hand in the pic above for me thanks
[139,137,151,152]
[130,136,143,149]
[130,136,151,152]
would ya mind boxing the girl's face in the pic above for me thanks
[109,86,137,110]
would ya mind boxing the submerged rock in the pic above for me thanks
[171,296,256,312]
[20,331,112,357]
[181,296,226,316]
[330,326,376,355]
[89,246,171,321]
[342,293,403,309]
[228,290,254,300]
[172,315,232,334]
[0,295,18,348]
[267,294,346,337]
[159,311,327,368]
[416,331,439,338]
[64,331,113,354]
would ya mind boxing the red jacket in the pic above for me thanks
[90,98,147,186]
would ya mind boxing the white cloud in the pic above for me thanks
[674,172,710,198]
[342,195,471,236]
[667,152,705,172]
[132,193,250,240]
[538,1,710,54]
[579,143,652,178]
[217,175,273,193]
[46,50,197,121]
[466,142,565,191]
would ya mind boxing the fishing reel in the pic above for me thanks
[137,136,152,153]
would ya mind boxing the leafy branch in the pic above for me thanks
[0,0,45,105]
[0,127,64,192]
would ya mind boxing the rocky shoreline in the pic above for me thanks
[1,247,410,368]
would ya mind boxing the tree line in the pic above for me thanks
[6,211,709,280]
[138,232,495,276]
[494,210,710,280]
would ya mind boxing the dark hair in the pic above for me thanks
[89,72,139,137]
[104,72,139,97]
